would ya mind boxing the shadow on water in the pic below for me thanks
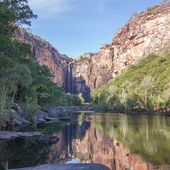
[0,113,170,170]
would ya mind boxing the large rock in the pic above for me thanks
[36,117,46,124]
[11,103,23,115]
[13,118,22,126]
[10,163,111,170]
[13,115,31,126]
[15,116,31,125]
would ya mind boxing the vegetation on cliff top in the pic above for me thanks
[0,0,81,124]
[92,53,170,114]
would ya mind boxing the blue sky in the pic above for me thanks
[28,0,161,58]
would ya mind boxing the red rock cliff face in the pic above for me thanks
[16,29,72,89]
[72,3,170,97]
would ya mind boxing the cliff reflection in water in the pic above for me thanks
[1,113,170,170]
[48,113,170,170]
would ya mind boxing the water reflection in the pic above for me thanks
[76,114,170,169]
[0,113,170,170]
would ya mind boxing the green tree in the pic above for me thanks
[106,86,118,110]
[120,80,132,113]
[0,0,81,125]
[92,54,170,113]
[140,75,154,109]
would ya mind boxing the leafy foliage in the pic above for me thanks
[0,0,80,122]
[92,54,170,113]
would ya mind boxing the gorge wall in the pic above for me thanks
[17,3,170,100]
[72,3,170,100]
[16,29,72,90]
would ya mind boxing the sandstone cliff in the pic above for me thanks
[16,28,72,89]
[72,3,170,99]
[16,3,170,100]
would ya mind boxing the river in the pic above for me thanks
[0,112,170,170]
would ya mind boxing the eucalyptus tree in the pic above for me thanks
[140,75,154,109]
[120,80,132,113]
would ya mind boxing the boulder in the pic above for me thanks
[37,110,49,119]
[36,118,46,124]
[11,103,23,115]
[14,118,22,126]
[9,109,17,119]
[16,116,31,124]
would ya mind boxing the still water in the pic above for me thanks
[0,113,170,170]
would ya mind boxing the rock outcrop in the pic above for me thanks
[72,3,170,99]
[16,29,72,89]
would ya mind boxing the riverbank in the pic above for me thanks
[114,109,170,116]
[93,104,170,116]
[0,105,95,130]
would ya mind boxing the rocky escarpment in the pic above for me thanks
[16,29,72,90]
[72,3,170,100]
[16,3,170,100]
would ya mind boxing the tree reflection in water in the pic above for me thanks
[0,113,170,170]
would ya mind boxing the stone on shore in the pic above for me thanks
[10,163,111,170]
[0,131,60,144]
[15,116,31,124]
[36,117,47,124]
[0,131,42,140]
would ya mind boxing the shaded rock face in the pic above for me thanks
[16,29,72,89]
[72,48,114,98]
[72,3,170,99]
